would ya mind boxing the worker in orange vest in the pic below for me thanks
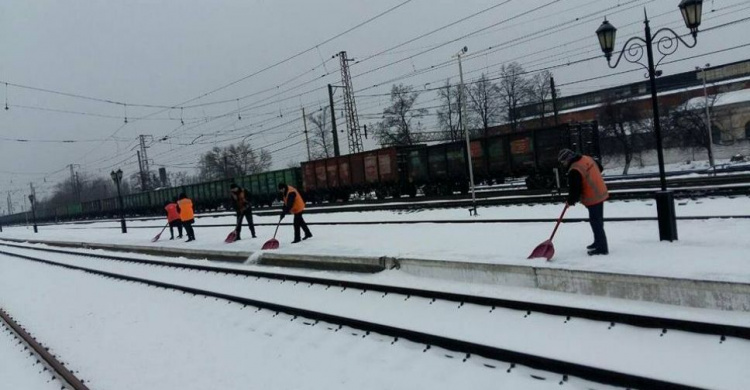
[178,192,196,242]
[558,149,609,255]
[278,182,312,244]
[229,183,256,240]
[164,198,183,240]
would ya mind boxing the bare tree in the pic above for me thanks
[307,110,334,159]
[597,95,649,175]
[466,73,502,138]
[198,142,272,180]
[526,70,555,127]
[435,79,462,142]
[498,62,530,131]
[374,84,428,146]
[168,171,200,187]
[666,94,723,162]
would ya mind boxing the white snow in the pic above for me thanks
[685,88,750,109]
[0,318,65,390]
[3,197,750,283]
[0,255,614,390]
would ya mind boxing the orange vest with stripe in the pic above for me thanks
[165,203,180,222]
[178,198,194,221]
[283,186,305,214]
[569,155,609,206]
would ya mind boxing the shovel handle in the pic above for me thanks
[272,218,282,239]
[548,204,569,241]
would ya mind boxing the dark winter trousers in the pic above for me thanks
[182,219,195,240]
[169,220,183,239]
[587,202,608,252]
[293,213,312,241]
[235,210,255,238]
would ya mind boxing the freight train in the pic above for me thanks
[0,122,600,226]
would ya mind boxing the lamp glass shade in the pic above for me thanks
[596,20,617,55]
[679,0,703,31]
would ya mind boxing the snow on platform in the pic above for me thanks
[3,198,750,285]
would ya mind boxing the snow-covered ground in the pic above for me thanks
[603,145,750,176]
[0,255,617,390]
[0,317,65,390]
[3,197,750,283]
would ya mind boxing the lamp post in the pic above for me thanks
[454,46,478,216]
[110,169,127,233]
[595,0,704,242]
[28,194,38,233]
[696,63,715,168]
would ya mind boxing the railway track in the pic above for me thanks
[1,242,747,389]
[31,214,750,231]
[0,306,90,390]
[23,181,750,229]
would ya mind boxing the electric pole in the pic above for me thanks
[455,46,477,216]
[336,51,364,154]
[697,64,715,168]
[68,163,81,201]
[137,135,153,190]
[302,107,311,161]
[327,84,341,157]
[550,76,560,126]
[137,150,145,191]
[6,191,12,215]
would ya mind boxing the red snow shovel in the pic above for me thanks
[528,204,569,261]
[225,230,238,244]
[261,217,283,250]
[151,223,169,242]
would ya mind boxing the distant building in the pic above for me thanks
[485,59,750,143]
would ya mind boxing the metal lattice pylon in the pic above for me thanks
[338,51,364,154]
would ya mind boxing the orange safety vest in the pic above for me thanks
[165,203,180,222]
[569,155,609,206]
[283,186,305,214]
[178,198,194,221]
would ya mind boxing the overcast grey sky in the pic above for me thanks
[1,0,747,209]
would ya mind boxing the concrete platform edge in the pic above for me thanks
[1,237,747,311]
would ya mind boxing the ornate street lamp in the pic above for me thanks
[110,168,127,233]
[28,194,38,233]
[679,0,703,37]
[595,1,703,242]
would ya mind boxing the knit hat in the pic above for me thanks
[558,148,577,164]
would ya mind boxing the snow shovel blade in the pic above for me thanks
[528,239,555,261]
[225,230,237,244]
[151,233,162,243]
[261,238,279,250]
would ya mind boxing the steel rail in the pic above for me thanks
[0,306,91,390]
[32,214,750,231]
[0,247,709,390]
[1,242,747,342]
[16,183,750,229]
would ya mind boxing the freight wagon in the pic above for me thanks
[303,122,600,201]
[0,123,598,225]
[0,168,303,225]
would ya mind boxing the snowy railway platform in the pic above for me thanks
[1,198,750,389]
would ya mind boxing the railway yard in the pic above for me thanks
[2,170,750,389]
[4,1,750,389]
